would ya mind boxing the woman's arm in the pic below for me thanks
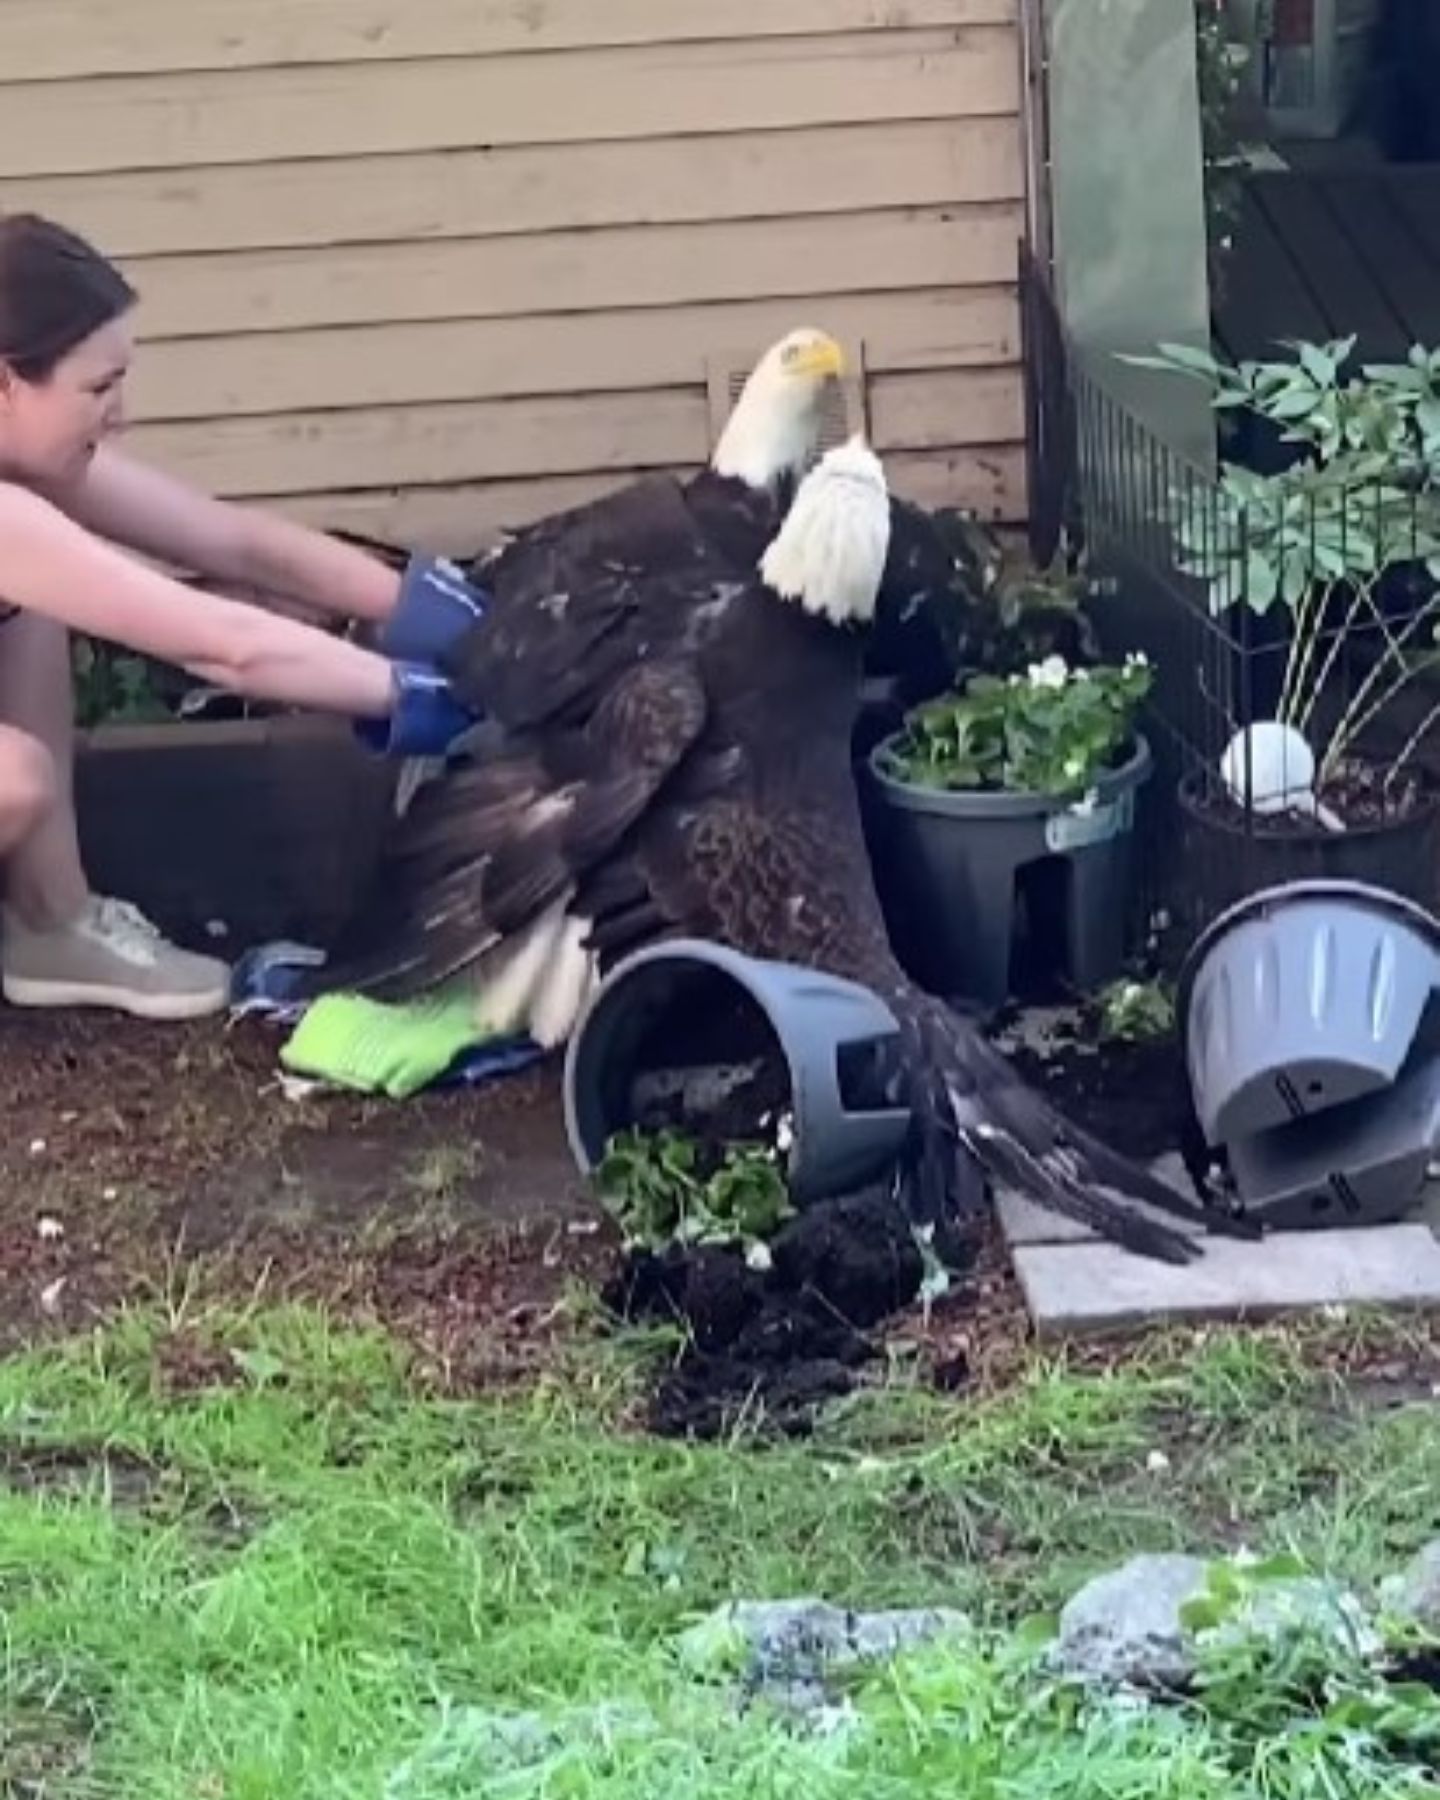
[61,447,402,625]
[0,479,394,718]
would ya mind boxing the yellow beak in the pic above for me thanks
[791,335,847,380]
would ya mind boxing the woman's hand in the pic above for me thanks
[0,478,475,754]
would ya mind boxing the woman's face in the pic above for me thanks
[0,313,132,488]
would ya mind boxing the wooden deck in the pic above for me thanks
[1214,166,1440,366]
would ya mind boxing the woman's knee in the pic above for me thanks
[0,725,57,850]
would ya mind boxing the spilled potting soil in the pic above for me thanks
[603,1187,925,1438]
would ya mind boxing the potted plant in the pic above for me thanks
[1131,336,1440,919]
[866,651,1154,1007]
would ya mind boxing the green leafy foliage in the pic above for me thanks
[1176,1552,1440,1791]
[70,636,174,728]
[1097,978,1176,1045]
[595,1126,793,1253]
[1128,338,1440,788]
[881,654,1153,802]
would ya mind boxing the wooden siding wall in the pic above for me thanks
[0,0,1027,554]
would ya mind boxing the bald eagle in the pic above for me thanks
[447,326,996,736]
[317,433,1206,1267]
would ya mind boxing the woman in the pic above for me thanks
[0,212,486,1022]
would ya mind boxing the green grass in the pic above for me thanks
[2,1305,1439,1794]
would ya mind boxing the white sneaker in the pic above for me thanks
[2,897,231,1021]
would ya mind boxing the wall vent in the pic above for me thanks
[704,339,870,453]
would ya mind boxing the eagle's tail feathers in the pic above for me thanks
[892,990,1206,1265]
[950,1106,1202,1266]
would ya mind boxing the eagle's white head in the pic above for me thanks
[759,435,891,627]
[711,327,847,491]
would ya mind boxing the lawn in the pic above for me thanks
[4,1297,1440,1796]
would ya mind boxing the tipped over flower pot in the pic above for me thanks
[563,938,913,1207]
[866,654,1153,1006]
[1178,878,1440,1148]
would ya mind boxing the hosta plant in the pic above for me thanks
[1130,336,1440,800]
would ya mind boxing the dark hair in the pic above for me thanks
[0,213,136,383]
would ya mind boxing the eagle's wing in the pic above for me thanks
[445,472,778,734]
[312,655,713,998]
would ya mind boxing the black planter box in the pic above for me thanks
[74,715,395,954]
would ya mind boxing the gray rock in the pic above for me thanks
[1384,1541,1440,1634]
[1056,1556,1381,1691]
[1055,1554,1210,1688]
[675,1597,970,1720]
[1204,1576,1379,1663]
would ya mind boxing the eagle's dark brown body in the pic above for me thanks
[315,465,1213,1266]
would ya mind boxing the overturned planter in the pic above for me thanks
[1178,879,1440,1228]
[866,733,1152,1007]
[563,938,913,1206]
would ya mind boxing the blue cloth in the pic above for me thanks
[380,554,490,664]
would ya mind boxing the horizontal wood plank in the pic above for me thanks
[2,119,1023,260]
[869,366,1025,450]
[0,31,1019,177]
[890,445,1026,516]
[267,445,1027,552]
[0,0,1016,81]
[125,205,1021,341]
[124,379,1025,503]
[123,389,713,496]
[128,289,1020,421]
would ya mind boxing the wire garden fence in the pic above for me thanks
[1021,252,1440,945]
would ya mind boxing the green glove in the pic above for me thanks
[280,986,486,1099]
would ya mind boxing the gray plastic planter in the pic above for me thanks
[1178,879,1440,1149]
[563,938,913,1205]
[1224,1055,1440,1230]
[866,734,1152,1006]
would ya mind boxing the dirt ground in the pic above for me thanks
[0,1005,1034,1416]
[0,1008,620,1383]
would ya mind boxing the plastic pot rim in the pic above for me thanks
[1175,876,1440,1048]
[1177,761,1440,847]
[866,730,1152,821]
[561,935,908,1191]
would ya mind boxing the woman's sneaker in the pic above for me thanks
[2,897,231,1021]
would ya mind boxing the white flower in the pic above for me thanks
[1124,651,1150,669]
[1027,654,1069,691]
[36,1217,63,1242]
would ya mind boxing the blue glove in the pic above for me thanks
[355,662,479,759]
[378,553,490,664]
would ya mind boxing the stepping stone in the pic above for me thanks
[998,1153,1198,1247]
[1014,1223,1440,1339]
